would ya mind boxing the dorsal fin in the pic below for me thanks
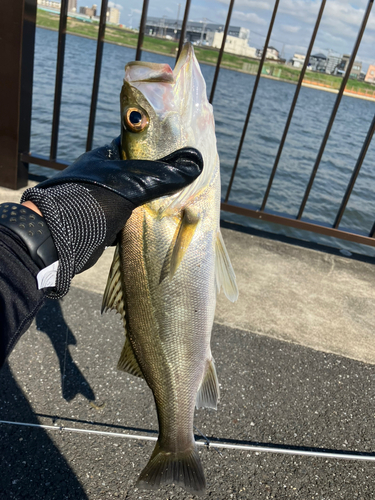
[196,358,220,410]
[215,231,238,302]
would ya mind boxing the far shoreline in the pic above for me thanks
[37,26,375,103]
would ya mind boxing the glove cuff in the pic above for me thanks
[21,184,106,299]
[0,203,58,269]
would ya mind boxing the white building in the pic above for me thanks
[207,31,257,58]
[291,53,305,68]
[68,0,77,12]
[37,0,61,9]
[257,46,280,60]
[107,7,120,24]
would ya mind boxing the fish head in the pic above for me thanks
[120,43,218,212]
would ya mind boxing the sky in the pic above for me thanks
[79,0,375,72]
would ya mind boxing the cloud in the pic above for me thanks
[214,0,272,9]
[108,1,123,9]
[281,24,301,34]
[229,10,268,25]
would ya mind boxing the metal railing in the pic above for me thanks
[1,0,375,249]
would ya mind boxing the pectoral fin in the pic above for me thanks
[160,209,199,283]
[117,338,144,378]
[196,358,220,410]
[215,230,239,302]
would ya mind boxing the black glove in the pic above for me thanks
[17,137,203,299]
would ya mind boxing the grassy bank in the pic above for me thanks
[36,9,375,96]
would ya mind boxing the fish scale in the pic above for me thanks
[103,43,238,495]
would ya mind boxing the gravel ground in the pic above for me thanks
[1,287,375,499]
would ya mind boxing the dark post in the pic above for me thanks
[225,0,280,202]
[176,0,192,61]
[135,0,150,61]
[50,0,69,161]
[209,0,235,104]
[86,0,109,152]
[0,0,36,189]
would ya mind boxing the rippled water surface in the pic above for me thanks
[31,28,375,256]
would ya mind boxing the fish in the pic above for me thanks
[102,43,238,495]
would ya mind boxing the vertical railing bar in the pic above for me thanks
[50,0,68,161]
[209,0,235,104]
[224,0,280,203]
[135,0,150,61]
[369,218,375,239]
[176,0,192,61]
[18,0,38,187]
[260,0,326,211]
[86,0,108,152]
[334,113,375,229]
[297,0,374,220]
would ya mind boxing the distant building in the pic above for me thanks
[349,61,362,79]
[206,31,257,58]
[291,53,305,68]
[365,64,375,84]
[37,0,61,9]
[145,17,244,45]
[68,0,77,13]
[335,54,362,78]
[79,5,97,17]
[107,7,120,24]
[257,46,280,60]
[325,55,341,74]
[309,53,327,72]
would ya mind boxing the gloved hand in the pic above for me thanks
[16,137,203,299]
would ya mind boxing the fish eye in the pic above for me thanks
[123,107,149,133]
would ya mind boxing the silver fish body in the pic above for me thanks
[103,44,238,495]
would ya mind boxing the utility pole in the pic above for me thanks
[200,17,207,45]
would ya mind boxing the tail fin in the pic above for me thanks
[136,440,206,495]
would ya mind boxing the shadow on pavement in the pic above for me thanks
[0,362,88,500]
[36,299,95,402]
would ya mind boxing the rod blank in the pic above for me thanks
[1,420,375,462]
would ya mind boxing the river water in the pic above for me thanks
[30,28,375,256]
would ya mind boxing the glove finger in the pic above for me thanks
[126,147,203,206]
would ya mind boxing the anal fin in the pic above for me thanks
[117,338,144,378]
[102,244,125,318]
[196,358,220,409]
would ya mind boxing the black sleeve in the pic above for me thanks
[0,227,46,368]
